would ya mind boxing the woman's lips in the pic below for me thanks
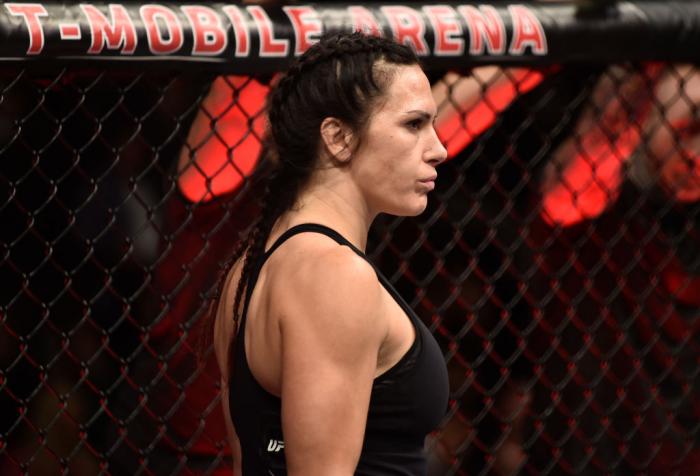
[418,175,437,191]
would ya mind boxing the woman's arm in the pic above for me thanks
[219,385,243,475]
[213,260,244,474]
[275,245,388,476]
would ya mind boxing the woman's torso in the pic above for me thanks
[227,223,449,475]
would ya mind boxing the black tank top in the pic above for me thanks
[229,224,449,475]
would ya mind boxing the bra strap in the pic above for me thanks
[237,222,420,336]
[237,223,365,327]
[265,223,363,259]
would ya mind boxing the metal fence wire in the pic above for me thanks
[0,61,699,475]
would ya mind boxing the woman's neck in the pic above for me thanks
[276,183,375,251]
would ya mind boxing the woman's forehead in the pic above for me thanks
[380,65,434,113]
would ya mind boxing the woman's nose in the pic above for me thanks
[426,127,448,165]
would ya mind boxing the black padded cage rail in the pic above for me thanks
[1,1,700,70]
[1,2,699,475]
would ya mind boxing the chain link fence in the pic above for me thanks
[1,10,699,476]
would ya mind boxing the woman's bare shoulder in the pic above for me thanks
[269,234,388,345]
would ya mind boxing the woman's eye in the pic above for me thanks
[407,119,422,130]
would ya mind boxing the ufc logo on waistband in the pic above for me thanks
[267,439,285,452]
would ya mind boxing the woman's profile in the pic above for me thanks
[212,31,449,475]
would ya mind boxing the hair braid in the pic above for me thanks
[231,167,286,322]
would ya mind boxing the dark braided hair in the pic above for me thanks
[213,31,418,374]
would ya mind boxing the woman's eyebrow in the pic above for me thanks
[404,110,435,120]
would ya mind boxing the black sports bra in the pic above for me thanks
[229,223,449,475]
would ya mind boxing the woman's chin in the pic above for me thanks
[388,200,428,217]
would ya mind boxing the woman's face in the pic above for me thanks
[647,65,700,203]
[349,64,447,217]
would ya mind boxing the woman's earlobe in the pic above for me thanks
[335,144,353,163]
[320,117,353,163]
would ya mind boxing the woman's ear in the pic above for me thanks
[320,117,354,163]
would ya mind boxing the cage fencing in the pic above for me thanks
[0,2,699,475]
